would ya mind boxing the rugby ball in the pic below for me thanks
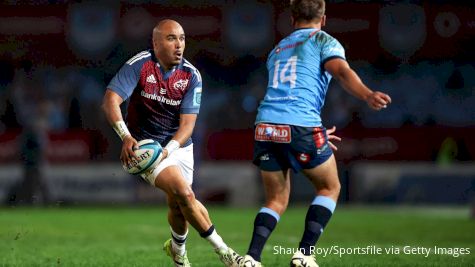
[122,139,163,175]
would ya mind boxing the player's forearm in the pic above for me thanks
[162,121,194,156]
[171,130,192,147]
[169,113,197,146]
[334,68,373,101]
[165,113,197,156]
[172,122,195,146]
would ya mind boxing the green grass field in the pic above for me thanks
[1,206,474,267]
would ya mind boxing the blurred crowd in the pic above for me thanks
[0,1,474,161]
[1,57,473,161]
[0,1,474,206]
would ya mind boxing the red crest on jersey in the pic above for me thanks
[173,79,189,91]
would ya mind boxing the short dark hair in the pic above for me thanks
[290,0,325,22]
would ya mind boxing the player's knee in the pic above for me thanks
[318,180,341,198]
[331,184,341,200]
[331,181,341,195]
[172,186,196,207]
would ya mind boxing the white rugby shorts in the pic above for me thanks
[140,144,194,186]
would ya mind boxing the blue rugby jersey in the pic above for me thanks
[256,29,346,127]
[107,50,202,146]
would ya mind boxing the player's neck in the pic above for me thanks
[157,58,175,72]
[293,22,321,30]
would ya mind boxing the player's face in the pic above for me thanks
[154,23,185,71]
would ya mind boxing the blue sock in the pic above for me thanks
[247,207,280,262]
[298,196,336,255]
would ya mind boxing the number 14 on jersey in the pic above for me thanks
[271,56,298,89]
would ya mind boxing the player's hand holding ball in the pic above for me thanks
[122,138,163,175]
[121,135,139,166]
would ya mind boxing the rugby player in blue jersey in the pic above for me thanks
[102,20,241,267]
[239,1,391,266]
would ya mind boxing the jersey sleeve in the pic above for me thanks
[107,56,144,101]
[319,34,346,65]
[181,69,202,114]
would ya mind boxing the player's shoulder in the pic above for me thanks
[125,50,152,66]
[314,30,340,45]
[182,58,199,72]
[182,58,202,81]
[314,30,334,40]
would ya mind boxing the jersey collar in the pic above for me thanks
[293,27,320,32]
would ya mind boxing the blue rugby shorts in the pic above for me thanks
[252,123,333,172]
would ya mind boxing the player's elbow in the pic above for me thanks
[325,58,351,80]
[101,93,116,116]
[101,98,109,116]
[102,89,124,116]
